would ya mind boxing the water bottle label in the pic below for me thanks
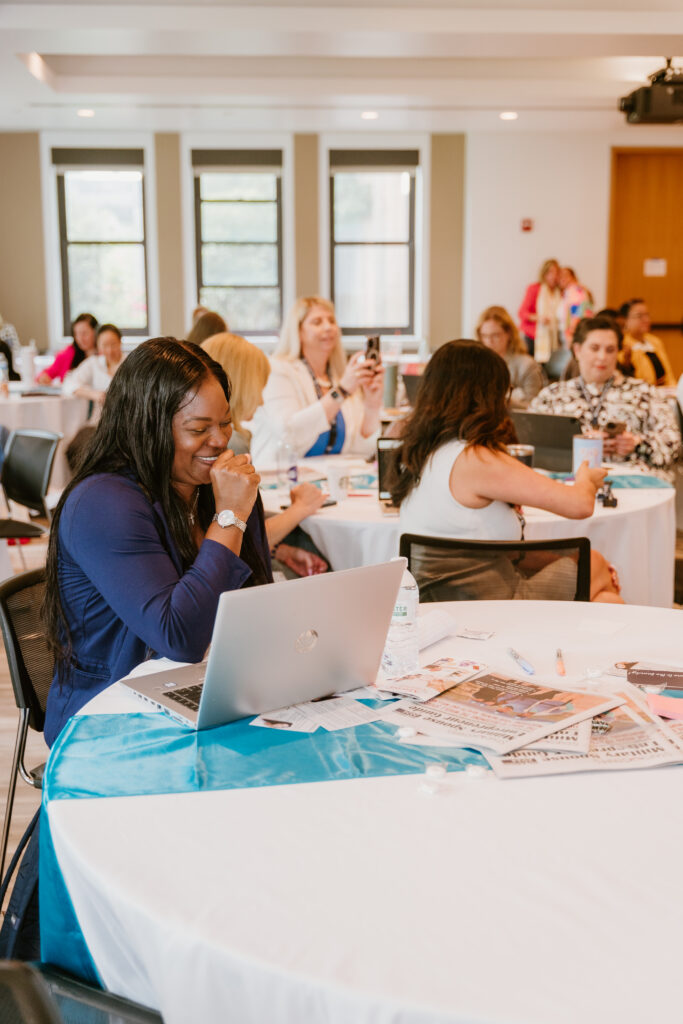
[392,602,410,620]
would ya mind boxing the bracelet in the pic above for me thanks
[338,384,351,399]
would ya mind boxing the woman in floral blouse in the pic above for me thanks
[531,315,681,480]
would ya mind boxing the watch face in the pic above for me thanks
[217,510,236,528]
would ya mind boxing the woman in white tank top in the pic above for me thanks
[391,341,622,603]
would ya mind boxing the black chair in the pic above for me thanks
[0,569,51,883]
[0,430,61,570]
[0,962,164,1023]
[543,347,572,382]
[399,534,591,603]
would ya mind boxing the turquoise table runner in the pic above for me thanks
[546,472,672,489]
[41,709,487,980]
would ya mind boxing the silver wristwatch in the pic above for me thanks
[212,510,247,533]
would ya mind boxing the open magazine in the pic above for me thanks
[484,689,683,778]
[383,671,621,755]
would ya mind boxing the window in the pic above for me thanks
[53,148,149,335]
[192,150,283,335]
[330,150,417,335]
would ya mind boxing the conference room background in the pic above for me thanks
[3,126,683,368]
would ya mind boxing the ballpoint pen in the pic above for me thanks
[507,647,535,676]
[556,648,566,676]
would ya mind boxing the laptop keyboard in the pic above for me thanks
[165,684,204,711]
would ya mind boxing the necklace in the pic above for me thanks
[187,490,199,527]
[578,375,614,428]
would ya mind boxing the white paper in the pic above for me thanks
[525,718,592,754]
[296,696,386,731]
[250,704,319,733]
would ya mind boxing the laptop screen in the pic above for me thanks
[377,438,403,500]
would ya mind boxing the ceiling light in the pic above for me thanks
[499,111,518,121]
[361,111,379,120]
[77,109,95,118]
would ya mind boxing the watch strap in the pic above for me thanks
[212,510,247,533]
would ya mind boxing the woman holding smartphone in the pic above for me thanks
[250,297,384,466]
[531,315,680,479]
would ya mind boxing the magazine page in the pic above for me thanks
[398,718,592,754]
[376,657,486,702]
[382,672,621,755]
[485,690,683,778]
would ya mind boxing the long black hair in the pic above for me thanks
[70,312,98,370]
[43,337,232,669]
[389,340,515,506]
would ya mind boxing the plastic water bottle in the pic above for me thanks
[21,341,36,384]
[382,568,419,678]
[276,432,298,487]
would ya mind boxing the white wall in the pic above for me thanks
[462,128,683,337]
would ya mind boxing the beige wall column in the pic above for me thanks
[428,134,465,350]
[0,133,48,348]
[293,134,320,297]
[154,132,186,338]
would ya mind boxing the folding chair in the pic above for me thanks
[0,569,51,883]
[0,961,163,1023]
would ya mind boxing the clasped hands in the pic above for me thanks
[210,450,260,522]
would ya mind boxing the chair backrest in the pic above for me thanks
[399,533,591,602]
[0,962,62,1024]
[544,347,572,382]
[0,569,51,732]
[1,430,62,517]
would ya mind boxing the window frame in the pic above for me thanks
[53,148,150,337]
[328,149,419,337]
[192,150,285,337]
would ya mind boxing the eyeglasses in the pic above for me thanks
[480,331,506,343]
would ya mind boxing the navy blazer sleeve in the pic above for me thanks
[60,474,253,664]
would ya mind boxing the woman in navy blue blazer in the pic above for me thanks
[43,337,272,746]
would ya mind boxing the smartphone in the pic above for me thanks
[365,335,381,368]
[604,421,626,438]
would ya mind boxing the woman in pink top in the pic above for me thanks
[518,259,560,362]
[37,312,98,384]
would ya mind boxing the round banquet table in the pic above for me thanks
[0,387,89,489]
[261,457,676,607]
[43,600,683,1024]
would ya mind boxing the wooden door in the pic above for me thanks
[608,148,683,318]
[608,148,683,376]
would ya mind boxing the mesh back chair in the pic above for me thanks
[0,962,61,1024]
[0,962,164,1024]
[399,534,591,603]
[0,569,51,883]
[0,430,62,569]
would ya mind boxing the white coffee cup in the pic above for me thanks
[325,462,350,502]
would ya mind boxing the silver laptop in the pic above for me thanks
[121,559,406,730]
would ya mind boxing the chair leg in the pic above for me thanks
[0,709,30,886]
[16,543,27,571]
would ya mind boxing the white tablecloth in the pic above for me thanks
[0,390,89,489]
[47,600,683,1024]
[263,458,676,607]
